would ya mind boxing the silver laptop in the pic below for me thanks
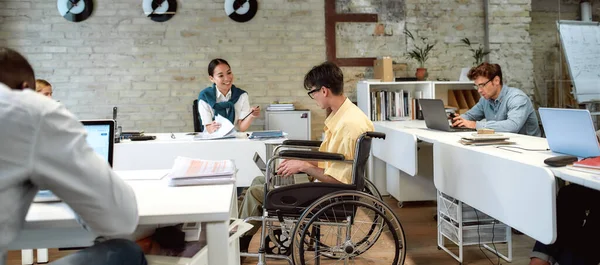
[34,120,115,202]
[419,99,476,132]
[253,152,296,187]
[539,108,600,158]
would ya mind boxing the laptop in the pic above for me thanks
[34,120,115,202]
[419,99,477,132]
[538,108,600,158]
[253,152,296,187]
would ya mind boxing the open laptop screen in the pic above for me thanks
[81,120,114,166]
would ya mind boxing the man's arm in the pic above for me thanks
[475,95,530,133]
[461,99,485,121]
[302,164,344,184]
[277,160,343,184]
[30,104,138,236]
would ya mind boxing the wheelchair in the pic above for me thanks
[241,132,407,265]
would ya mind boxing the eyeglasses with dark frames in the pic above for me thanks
[307,87,323,99]
[473,76,496,90]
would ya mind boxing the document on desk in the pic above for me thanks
[166,156,236,186]
[193,115,237,140]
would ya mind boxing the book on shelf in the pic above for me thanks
[370,90,423,121]
[165,156,236,186]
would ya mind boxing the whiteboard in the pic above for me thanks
[557,20,600,103]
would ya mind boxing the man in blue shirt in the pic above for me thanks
[452,63,541,137]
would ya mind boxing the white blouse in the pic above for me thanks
[197,87,251,126]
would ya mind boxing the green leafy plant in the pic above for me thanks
[461,38,490,66]
[404,29,435,69]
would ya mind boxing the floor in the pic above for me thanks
[6,197,536,265]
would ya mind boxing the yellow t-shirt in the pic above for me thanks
[318,98,374,184]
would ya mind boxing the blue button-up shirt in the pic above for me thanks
[462,85,541,136]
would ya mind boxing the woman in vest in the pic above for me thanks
[198,59,259,133]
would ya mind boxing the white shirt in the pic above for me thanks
[0,83,138,263]
[198,87,251,127]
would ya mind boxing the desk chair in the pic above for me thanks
[192,99,203,133]
[241,132,407,265]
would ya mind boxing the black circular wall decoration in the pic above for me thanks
[225,0,258,23]
[57,0,93,22]
[143,0,177,22]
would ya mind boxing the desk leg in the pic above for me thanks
[207,220,229,265]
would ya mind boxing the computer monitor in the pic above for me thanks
[538,108,600,158]
[81,120,115,166]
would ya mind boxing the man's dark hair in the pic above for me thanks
[467,62,503,85]
[303,61,344,95]
[0,47,35,90]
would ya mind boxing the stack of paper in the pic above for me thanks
[194,115,237,140]
[249,130,285,139]
[459,133,513,146]
[166,156,236,186]
[267,103,294,111]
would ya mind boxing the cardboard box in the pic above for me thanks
[374,57,394,82]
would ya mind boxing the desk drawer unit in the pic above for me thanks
[437,191,512,264]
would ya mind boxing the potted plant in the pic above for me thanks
[461,37,490,66]
[404,29,435,81]
[459,38,490,81]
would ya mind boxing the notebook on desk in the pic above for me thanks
[34,120,115,203]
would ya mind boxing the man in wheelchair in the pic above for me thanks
[238,61,374,252]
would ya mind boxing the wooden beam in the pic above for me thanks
[335,58,377,67]
[325,0,378,67]
[334,14,378,23]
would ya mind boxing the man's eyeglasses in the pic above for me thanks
[307,87,323,99]
[473,76,496,90]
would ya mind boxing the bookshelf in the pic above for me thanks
[357,81,474,204]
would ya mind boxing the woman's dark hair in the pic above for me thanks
[0,47,35,90]
[208,58,231,77]
[303,61,344,95]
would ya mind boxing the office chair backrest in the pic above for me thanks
[192,99,203,132]
[352,132,386,192]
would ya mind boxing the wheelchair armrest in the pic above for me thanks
[366,131,386,139]
[278,150,345,161]
[282,140,323,147]
[265,182,355,213]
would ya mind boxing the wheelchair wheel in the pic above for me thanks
[364,178,382,200]
[291,191,406,265]
[265,229,292,256]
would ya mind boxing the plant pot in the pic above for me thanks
[416,68,428,81]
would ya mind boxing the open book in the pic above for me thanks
[194,114,237,140]
[165,156,236,186]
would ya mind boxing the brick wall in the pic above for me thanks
[0,0,328,137]
[1,0,547,138]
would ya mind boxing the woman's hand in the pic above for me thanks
[250,106,260,118]
[205,121,221,134]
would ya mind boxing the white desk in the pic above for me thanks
[114,133,284,187]
[371,121,565,244]
[13,170,235,265]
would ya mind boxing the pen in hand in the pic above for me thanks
[242,106,260,121]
